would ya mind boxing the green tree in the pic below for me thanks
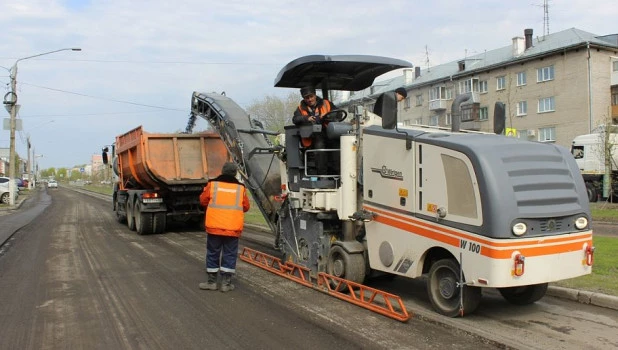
[40,167,56,179]
[246,92,299,133]
[57,167,68,179]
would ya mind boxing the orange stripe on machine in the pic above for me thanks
[365,205,593,260]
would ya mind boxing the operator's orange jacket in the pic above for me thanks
[293,98,333,125]
[199,175,250,237]
[293,98,333,147]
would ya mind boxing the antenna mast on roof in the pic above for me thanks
[424,45,431,72]
[543,0,550,38]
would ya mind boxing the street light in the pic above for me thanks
[33,154,43,188]
[4,48,81,205]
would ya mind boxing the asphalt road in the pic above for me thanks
[1,187,617,349]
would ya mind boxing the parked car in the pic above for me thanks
[47,179,58,189]
[0,176,20,204]
[14,178,25,190]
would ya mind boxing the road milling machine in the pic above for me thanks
[190,55,594,317]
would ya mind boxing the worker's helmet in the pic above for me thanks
[300,87,316,98]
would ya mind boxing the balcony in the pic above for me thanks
[429,99,448,111]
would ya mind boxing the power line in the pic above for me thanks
[21,82,184,111]
[19,110,168,118]
[0,57,280,66]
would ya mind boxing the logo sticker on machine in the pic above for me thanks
[371,166,403,180]
[394,257,413,273]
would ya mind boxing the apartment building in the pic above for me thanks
[340,28,618,149]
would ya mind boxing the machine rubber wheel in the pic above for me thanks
[126,200,136,231]
[427,258,482,317]
[153,212,167,234]
[135,202,154,235]
[1,193,9,204]
[326,245,366,291]
[586,183,598,202]
[498,283,548,305]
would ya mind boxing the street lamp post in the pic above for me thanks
[5,48,81,205]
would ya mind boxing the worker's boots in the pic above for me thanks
[199,272,218,291]
[220,273,235,292]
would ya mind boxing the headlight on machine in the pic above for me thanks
[574,217,588,230]
[512,222,527,236]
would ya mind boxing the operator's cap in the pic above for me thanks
[395,87,407,98]
[300,87,316,98]
[221,162,238,176]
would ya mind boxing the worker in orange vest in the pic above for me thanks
[199,162,250,292]
[292,87,336,175]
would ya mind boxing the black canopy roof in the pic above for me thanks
[274,55,413,91]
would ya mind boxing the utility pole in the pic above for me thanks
[5,48,81,205]
[27,136,31,189]
[7,70,18,205]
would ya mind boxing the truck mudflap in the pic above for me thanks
[190,92,282,237]
[240,247,411,322]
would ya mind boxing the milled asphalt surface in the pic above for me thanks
[2,186,618,312]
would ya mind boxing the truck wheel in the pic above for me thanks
[135,202,154,235]
[498,283,548,305]
[116,204,127,224]
[326,245,366,290]
[127,200,136,231]
[586,183,598,202]
[427,258,482,317]
[153,213,167,234]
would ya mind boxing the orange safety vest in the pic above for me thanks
[203,181,246,237]
[298,99,332,147]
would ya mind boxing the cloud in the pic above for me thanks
[0,0,617,169]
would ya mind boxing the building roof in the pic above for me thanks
[344,28,618,102]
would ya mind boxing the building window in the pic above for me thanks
[429,115,439,126]
[537,65,554,82]
[517,71,527,86]
[429,86,447,101]
[404,97,411,109]
[613,61,618,71]
[517,129,528,139]
[446,88,453,100]
[612,92,618,105]
[415,94,423,106]
[517,101,528,116]
[479,80,488,93]
[538,97,555,113]
[414,118,423,125]
[461,108,473,121]
[445,113,452,125]
[458,78,479,94]
[539,127,556,142]
[479,107,488,121]
[496,76,506,90]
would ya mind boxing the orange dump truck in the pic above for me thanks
[102,126,229,234]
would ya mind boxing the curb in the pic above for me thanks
[547,285,618,311]
[244,224,618,311]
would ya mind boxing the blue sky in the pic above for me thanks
[0,0,617,170]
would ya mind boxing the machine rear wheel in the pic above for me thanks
[427,258,482,317]
[326,245,366,290]
[498,283,548,305]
